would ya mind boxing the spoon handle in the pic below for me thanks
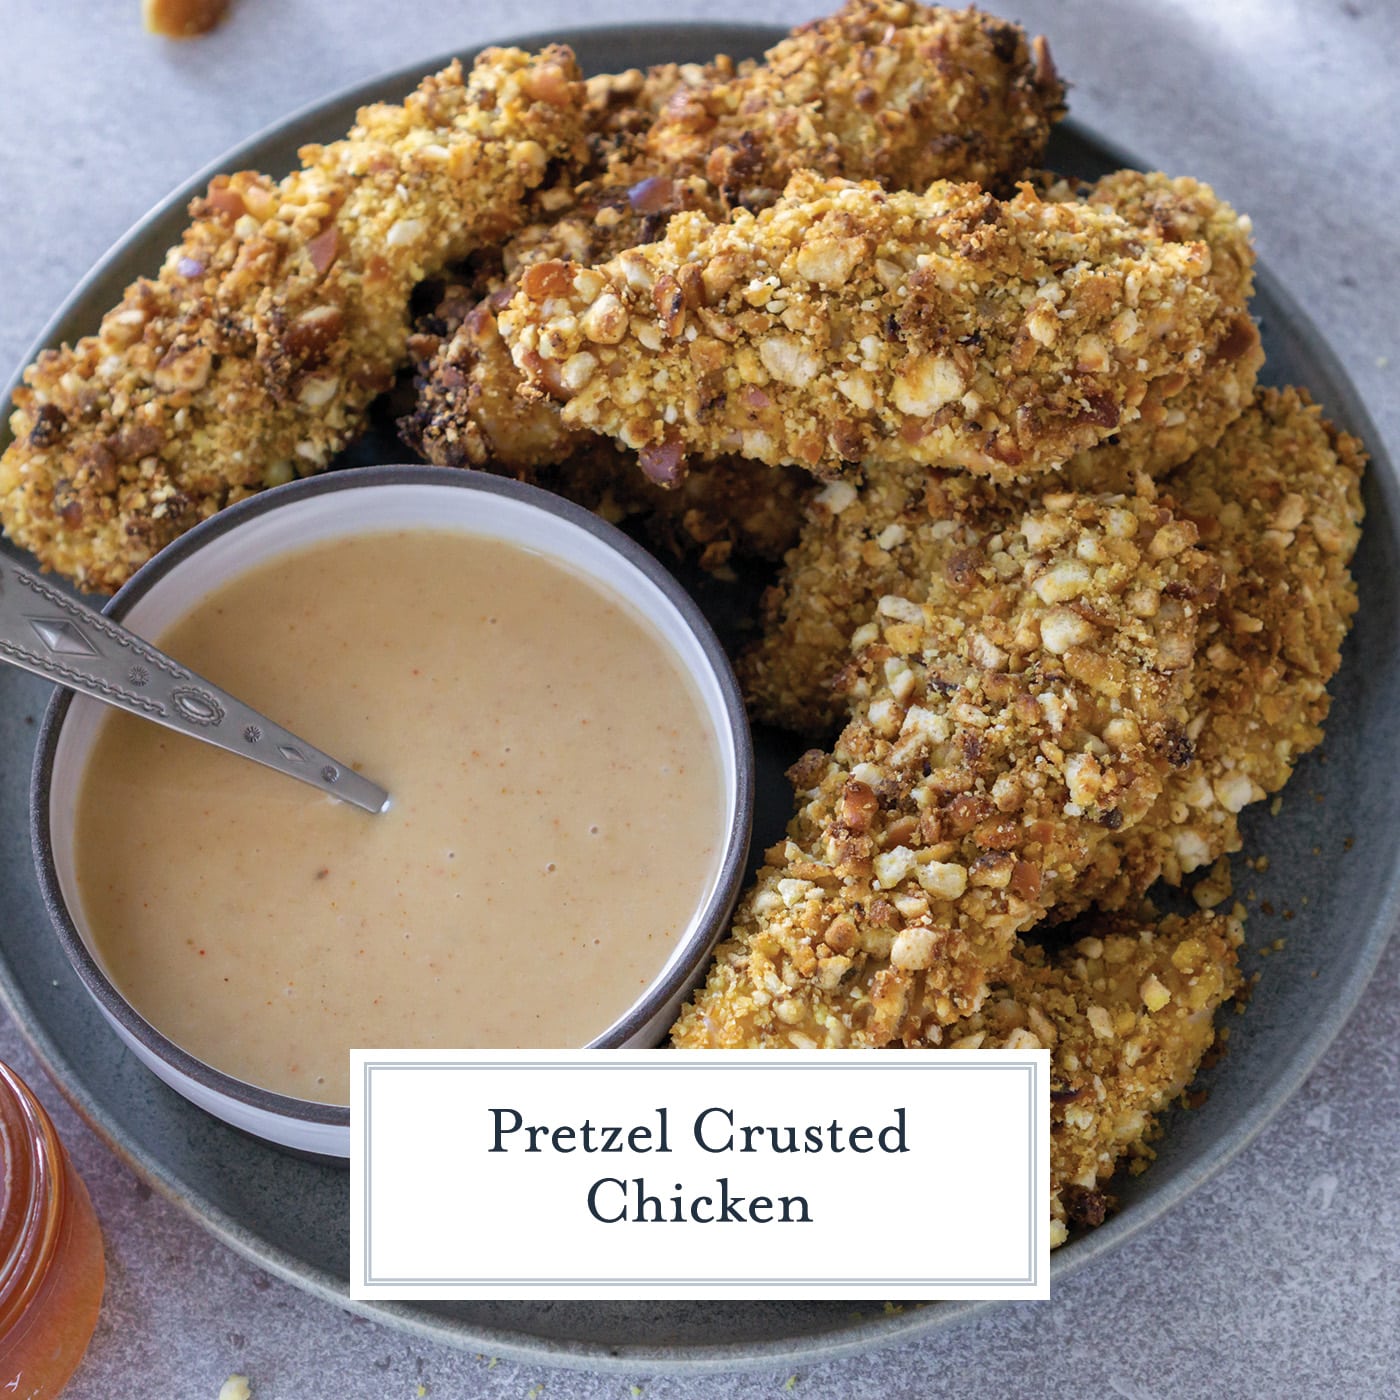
[0,556,389,815]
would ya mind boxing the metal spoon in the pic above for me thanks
[0,556,389,815]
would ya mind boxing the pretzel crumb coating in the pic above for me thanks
[670,490,1220,1050]
[741,464,1005,736]
[941,910,1243,1246]
[409,1,1065,480]
[579,61,730,172]
[1068,387,1365,909]
[1056,170,1263,484]
[740,169,1261,733]
[644,0,1064,201]
[501,174,1236,483]
[401,284,809,567]
[401,61,733,477]
[0,47,587,593]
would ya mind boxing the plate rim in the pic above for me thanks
[1,19,1397,1375]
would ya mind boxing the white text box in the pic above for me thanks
[350,1049,1049,1301]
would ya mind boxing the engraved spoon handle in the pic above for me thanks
[0,557,389,815]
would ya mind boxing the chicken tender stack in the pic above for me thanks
[405,0,1065,496]
[500,173,1241,484]
[0,0,1368,1255]
[0,47,587,593]
[671,489,1221,1049]
[941,910,1243,1247]
[738,171,1261,733]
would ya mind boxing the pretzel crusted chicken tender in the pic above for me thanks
[740,170,1262,733]
[500,174,1236,483]
[403,283,810,566]
[402,63,734,476]
[408,1,1065,478]
[1,47,587,592]
[1068,387,1365,909]
[943,910,1243,1246]
[644,0,1063,201]
[671,491,1221,1050]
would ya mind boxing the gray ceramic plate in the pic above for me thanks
[0,22,1396,1376]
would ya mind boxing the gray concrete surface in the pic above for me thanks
[2,1,1398,1395]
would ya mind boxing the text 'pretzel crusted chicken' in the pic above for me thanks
[500,174,1235,484]
[671,491,1220,1050]
[1069,387,1365,908]
[942,910,1242,1247]
[0,47,587,593]
[406,0,1065,478]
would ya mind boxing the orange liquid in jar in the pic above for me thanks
[0,1063,105,1396]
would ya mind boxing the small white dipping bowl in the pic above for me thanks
[32,467,753,1158]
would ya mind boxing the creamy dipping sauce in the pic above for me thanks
[73,530,727,1104]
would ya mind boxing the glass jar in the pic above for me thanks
[0,1062,105,1396]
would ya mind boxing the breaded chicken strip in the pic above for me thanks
[403,281,810,567]
[0,48,587,593]
[397,61,812,568]
[670,490,1220,1049]
[1067,387,1365,908]
[401,61,735,475]
[519,0,1062,279]
[644,0,1063,202]
[500,174,1236,484]
[739,170,1260,733]
[941,910,1243,1247]
[408,0,1064,476]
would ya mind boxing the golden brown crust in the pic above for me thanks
[500,174,1237,483]
[942,910,1243,1246]
[403,285,582,472]
[407,2,1067,482]
[400,60,732,477]
[671,488,1220,1049]
[400,281,810,566]
[579,61,734,172]
[643,0,1064,200]
[1055,171,1262,484]
[0,48,587,592]
[1065,387,1366,908]
[741,465,988,736]
[739,170,1260,733]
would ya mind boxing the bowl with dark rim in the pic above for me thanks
[29,465,754,1158]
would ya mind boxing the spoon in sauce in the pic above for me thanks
[0,555,389,814]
